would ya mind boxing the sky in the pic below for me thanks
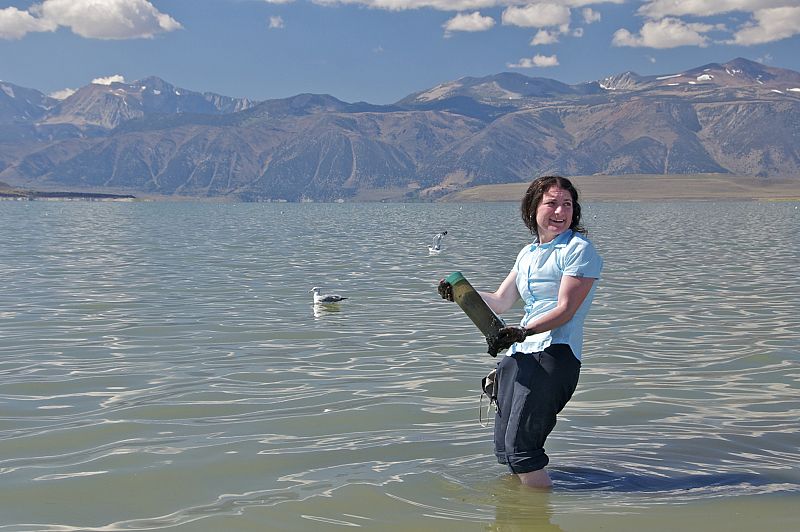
[1,0,799,104]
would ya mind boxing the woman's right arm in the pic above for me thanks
[479,270,519,315]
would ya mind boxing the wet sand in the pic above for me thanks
[443,174,800,202]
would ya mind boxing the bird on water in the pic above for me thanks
[310,287,348,304]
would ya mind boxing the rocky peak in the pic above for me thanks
[599,71,643,91]
[0,81,56,124]
[39,76,257,129]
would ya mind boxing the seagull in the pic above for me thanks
[428,230,447,255]
[310,287,348,304]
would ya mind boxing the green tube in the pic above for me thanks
[445,271,506,338]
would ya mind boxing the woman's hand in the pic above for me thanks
[437,279,454,301]
[486,326,529,357]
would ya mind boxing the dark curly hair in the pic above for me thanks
[521,175,586,238]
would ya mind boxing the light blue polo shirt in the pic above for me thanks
[508,229,603,360]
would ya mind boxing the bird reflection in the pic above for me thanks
[313,303,343,318]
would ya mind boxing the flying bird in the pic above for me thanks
[429,230,447,255]
[310,287,348,304]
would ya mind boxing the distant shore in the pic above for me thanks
[3,174,799,203]
[0,185,136,202]
[442,174,800,202]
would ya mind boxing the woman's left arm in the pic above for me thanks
[524,275,595,334]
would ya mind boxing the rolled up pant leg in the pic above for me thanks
[493,344,581,474]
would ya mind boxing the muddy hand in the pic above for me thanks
[486,326,528,357]
[437,279,454,301]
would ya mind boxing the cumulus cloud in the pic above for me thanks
[269,15,285,29]
[507,54,559,68]
[502,4,571,28]
[92,75,126,85]
[313,0,499,10]
[627,0,800,47]
[582,7,601,24]
[0,6,57,39]
[530,29,560,45]
[49,88,77,100]
[727,6,800,45]
[443,11,495,36]
[637,0,793,19]
[309,0,490,10]
[0,0,182,40]
[612,17,718,48]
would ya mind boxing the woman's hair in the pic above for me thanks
[521,175,586,237]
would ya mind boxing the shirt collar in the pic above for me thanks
[531,229,573,250]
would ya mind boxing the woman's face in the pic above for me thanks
[535,185,574,243]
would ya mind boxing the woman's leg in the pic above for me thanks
[517,468,552,489]
[494,345,581,486]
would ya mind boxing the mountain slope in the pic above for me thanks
[0,58,798,201]
[0,81,56,124]
[43,77,256,129]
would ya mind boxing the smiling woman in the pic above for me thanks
[527,180,578,244]
[438,175,603,489]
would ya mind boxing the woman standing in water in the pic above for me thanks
[438,175,603,488]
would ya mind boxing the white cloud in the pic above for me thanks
[49,88,77,100]
[269,15,286,29]
[530,29,560,45]
[502,4,571,28]
[507,54,560,68]
[612,17,717,48]
[300,0,626,13]
[582,7,601,24]
[313,0,499,10]
[638,0,793,19]
[0,6,57,39]
[92,75,126,86]
[727,6,800,45]
[629,0,800,48]
[443,11,495,36]
[758,53,774,63]
[0,0,181,40]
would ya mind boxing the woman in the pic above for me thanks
[438,175,603,488]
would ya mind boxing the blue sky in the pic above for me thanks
[2,0,799,104]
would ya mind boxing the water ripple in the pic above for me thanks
[1,200,798,530]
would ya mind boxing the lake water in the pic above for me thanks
[1,200,798,531]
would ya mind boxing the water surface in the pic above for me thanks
[1,200,798,531]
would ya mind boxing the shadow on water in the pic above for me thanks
[551,467,794,493]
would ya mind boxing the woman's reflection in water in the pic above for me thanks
[487,475,564,532]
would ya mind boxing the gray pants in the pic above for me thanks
[493,344,581,474]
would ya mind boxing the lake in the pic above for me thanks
[1,200,798,531]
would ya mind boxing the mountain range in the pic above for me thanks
[1,57,798,201]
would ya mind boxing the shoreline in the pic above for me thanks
[441,174,800,202]
[3,174,799,203]
[0,188,136,202]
